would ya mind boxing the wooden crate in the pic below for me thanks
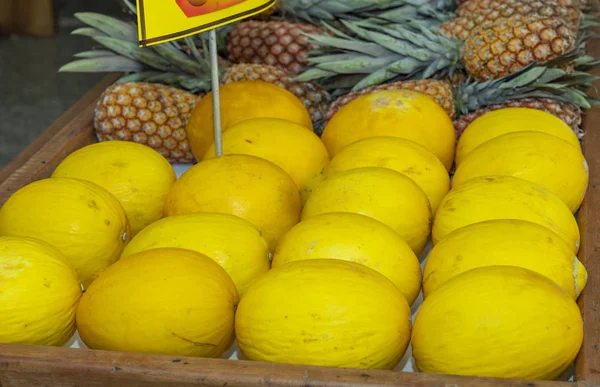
[1,55,600,387]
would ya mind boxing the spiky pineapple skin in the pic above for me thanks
[227,20,324,75]
[94,82,199,164]
[453,98,583,140]
[324,80,455,128]
[459,0,582,13]
[462,16,577,80]
[440,0,581,40]
[222,63,331,124]
[458,0,581,25]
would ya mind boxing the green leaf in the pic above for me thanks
[361,28,429,59]
[115,72,163,83]
[92,36,139,60]
[131,50,173,72]
[422,58,451,78]
[307,53,368,64]
[500,67,548,88]
[352,68,398,91]
[386,57,423,75]
[152,42,203,75]
[315,56,396,74]
[58,56,145,73]
[179,77,211,91]
[534,68,568,84]
[296,67,337,82]
[73,50,116,58]
[305,32,392,57]
[183,36,205,65]
[321,21,353,39]
[75,12,138,42]
[92,36,174,72]
[70,27,107,37]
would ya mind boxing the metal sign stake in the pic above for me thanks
[208,28,223,157]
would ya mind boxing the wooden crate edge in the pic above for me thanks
[574,25,600,384]
[0,343,584,387]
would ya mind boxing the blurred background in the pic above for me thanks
[0,0,125,168]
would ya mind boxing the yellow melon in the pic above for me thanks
[0,236,81,346]
[76,248,238,357]
[412,265,583,380]
[0,178,130,289]
[324,136,450,213]
[433,176,580,254]
[164,154,302,251]
[52,140,176,236]
[203,117,330,203]
[235,259,411,369]
[455,108,581,165]
[321,90,456,170]
[186,81,313,158]
[121,213,270,297]
[423,219,587,299]
[272,212,421,305]
[302,167,432,255]
[453,131,589,213]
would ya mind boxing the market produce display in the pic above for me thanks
[2,0,600,382]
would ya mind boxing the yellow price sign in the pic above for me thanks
[136,0,276,47]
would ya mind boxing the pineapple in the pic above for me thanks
[462,17,576,80]
[95,82,199,163]
[439,0,582,40]
[59,13,331,126]
[458,0,581,19]
[298,15,580,90]
[458,0,582,14]
[226,20,325,75]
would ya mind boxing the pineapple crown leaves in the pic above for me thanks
[358,7,453,29]
[454,64,600,116]
[58,11,222,93]
[277,0,456,24]
[296,19,463,91]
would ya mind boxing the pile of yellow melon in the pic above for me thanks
[0,80,588,381]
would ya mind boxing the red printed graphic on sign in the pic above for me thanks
[176,0,248,17]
